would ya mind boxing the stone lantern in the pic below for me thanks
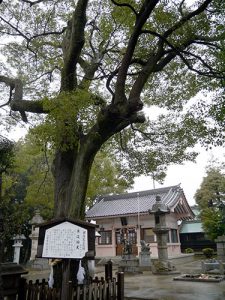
[150,195,170,261]
[29,209,44,261]
[12,234,26,264]
[149,195,178,274]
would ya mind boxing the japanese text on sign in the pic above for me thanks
[42,221,88,258]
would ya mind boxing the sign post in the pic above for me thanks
[37,218,96,300]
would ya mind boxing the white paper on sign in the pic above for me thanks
[42,221,88,258]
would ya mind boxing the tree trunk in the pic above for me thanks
[52,148,75,218]
[53,135,101,219]
[52,102,144,219]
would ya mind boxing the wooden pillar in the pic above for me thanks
[17,278,27,300]
[61,259,71,300]
[117,272,124,300]
[105,260,112,281]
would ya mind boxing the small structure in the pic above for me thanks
[179,205,216,252]
[12,234,26,264]
[1,262,28,299]
[139,240,151,270]
[29,210,44,261]
[86,185,194,258]
[118,236,140,273]
[149,195,178,274]
[201,258,225,275]
[215,235,225,262]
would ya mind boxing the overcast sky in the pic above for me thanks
[130,144,224,206]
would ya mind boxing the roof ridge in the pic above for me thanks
[102,184,181,201]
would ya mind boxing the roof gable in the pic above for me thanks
[86,184,194,220]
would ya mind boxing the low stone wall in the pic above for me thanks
[97,253,195,267]
[215,235,225,262]
[168,254,195,265]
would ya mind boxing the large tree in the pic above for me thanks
[0,0,225,220]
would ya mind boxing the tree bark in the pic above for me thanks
[52,100,145,219]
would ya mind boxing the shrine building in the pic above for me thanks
[86,184,194,257]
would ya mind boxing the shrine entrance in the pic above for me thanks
[115,228,138,256]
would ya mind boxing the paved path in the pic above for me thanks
[124,272,225,300]
[23,259,225,300]
[123,260,225,300]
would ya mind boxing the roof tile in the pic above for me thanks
[86,184,185,218]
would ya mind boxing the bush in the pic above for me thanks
[185,248,194,253]
[202,248,214,258]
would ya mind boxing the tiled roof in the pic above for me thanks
[180,220,203,233]
[86,184,189,219]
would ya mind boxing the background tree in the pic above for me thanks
[195,164,225,240]
[0,135,31,262]
[0,135,14,262]
[86,149,134,207]
[0,135,14,197]
[0,0,224,222]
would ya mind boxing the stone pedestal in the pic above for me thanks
[29,210,44,261]
[215,235,225,262]
[12,235,26,264]
[201,259,225,275]
[119,255,140,273]
[139,252,151,271]
[13,242,23,264]
[153,227,169,261]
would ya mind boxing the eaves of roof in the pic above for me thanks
[86,184,190,219]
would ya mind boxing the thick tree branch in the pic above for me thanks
[10,99,46,114]
[61,0,89,91]
[111,0,138,18]
[0,75,46,118]
[21,0,52,6]
[127,0,217,108]
[114,0,159,104]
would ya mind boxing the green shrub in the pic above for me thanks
[202,248,214,258]
[185,248,194,253]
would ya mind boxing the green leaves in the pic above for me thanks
[0,135,14,174]
[195,165,225,240]
[3,133,55,220]
[31,89,98,151]
[86,149,133,207]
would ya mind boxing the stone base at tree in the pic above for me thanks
[152,260,180,275]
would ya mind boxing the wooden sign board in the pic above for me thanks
[42,221,88,259]
[37,217,96,259]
